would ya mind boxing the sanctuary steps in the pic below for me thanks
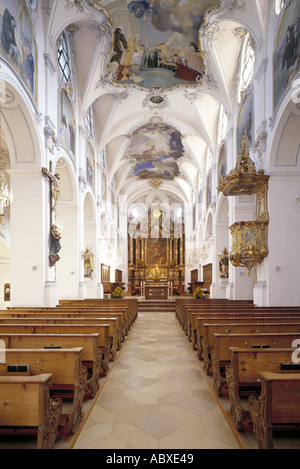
[138,299,176,313]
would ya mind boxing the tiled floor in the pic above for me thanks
[71,309,243,450]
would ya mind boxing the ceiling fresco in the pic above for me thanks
[106,0,220,88]
[127,122,185,180]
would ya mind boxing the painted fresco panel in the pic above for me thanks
[237,92,253,153]
[206,171,212,210]
[217,144,226,186]
[128,123,184,180]
[0,0,37,102]
[106,0,219,88]
[86,142,95,191]
[274,0,300,111]
[59,88,76,163]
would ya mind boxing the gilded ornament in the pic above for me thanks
[217,135,269,196]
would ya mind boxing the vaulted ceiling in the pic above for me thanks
[48,0,265,210]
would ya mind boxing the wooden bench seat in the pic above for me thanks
[225,347,299,430]
[0,333,101,397]
[184,305,263,337]
[5,308,128,341]
[56,299,138,326]
[199,319,300,366]
[0,374,62,449]
[187,310,300,347]
[0,323,110,376]
[175,299,254,326]
[249,372,300,449]
[0,347,87,433]
[2,309,125,345]
[0,316,118,361]
[211,332,300,396]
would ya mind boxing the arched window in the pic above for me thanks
[238,32,255,101]
[58,33,71,83]
[275,0,284,16]
[28,0,37,10]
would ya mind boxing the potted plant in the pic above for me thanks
[111,286,124,298]
[193,287,205,299]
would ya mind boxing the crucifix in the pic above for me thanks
[42,162,61,267]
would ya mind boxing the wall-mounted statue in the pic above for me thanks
[50,224,62,267]
[218,247,229,279]
[82,245,95,278]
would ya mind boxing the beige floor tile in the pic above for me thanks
[124,389,159,405]
[115,404,159,425]
[72,308,243,450]
[159,404,203,425]
[158,424,206,449]
[100,396,140,415]
[79,434,131,449]
[177,395,217,416]
[136,412,183,439]
[112,424,159,449]
[74,424,114,449]
[203,424,241,448]
[158,388,193,405]
[186,434,238,450]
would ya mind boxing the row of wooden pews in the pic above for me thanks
[0,298,138,449]
[175,297,300,449]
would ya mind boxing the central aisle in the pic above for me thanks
[72,308,242,450]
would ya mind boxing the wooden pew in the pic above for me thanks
[0,333,101,397]
[0,348,87,433]
[211,332,300,396]
[5,308,128,342]
[225,347,297,430]
[198,318,300,364]
[0,323,110,376]
[0,315,118,362]
[188,308,300,347]
[190,311,300,350]
[185,304,259,338]
[249,372,300,449]
[175,298,253,326]
[0,374,62,449]
[57,298,138,327]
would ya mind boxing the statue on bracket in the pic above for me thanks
[82,245,95,278]
[50,223,62,267]
[218,247,229,279]
[42,164,62,268]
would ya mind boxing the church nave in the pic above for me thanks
[70,305,243,450]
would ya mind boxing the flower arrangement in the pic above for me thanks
[137,259,145,268]
[111,286,124,298]
[193,287,205,299]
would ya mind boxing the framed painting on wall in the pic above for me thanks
[59,88,76,164]
[0,0,38,103]
[237,92,253,153]
[274,0,300,112]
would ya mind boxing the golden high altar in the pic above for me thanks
[128,208,185,294]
